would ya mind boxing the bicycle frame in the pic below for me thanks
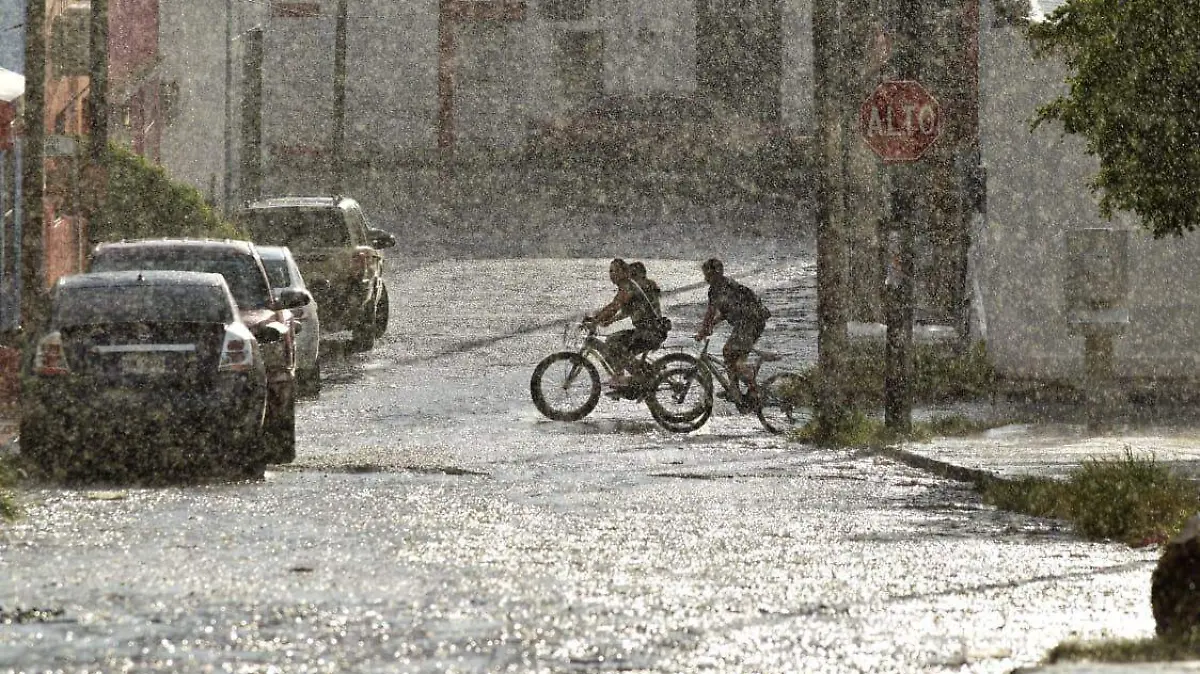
[693,339,766,404]
[570,323,656,383]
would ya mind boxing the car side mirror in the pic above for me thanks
[273,288,311,311]
[254,322,287,345]
[368,228,396,249]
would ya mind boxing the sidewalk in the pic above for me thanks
[884,403,1200,674]
[886,403,1200,485]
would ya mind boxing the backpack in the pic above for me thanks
[630,279,672,335]
[726,279,771,323]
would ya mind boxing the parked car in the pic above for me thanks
[236,196,395,352]
[87,238,309,464]
[257,245,321,397]
[524,93,776,168]
[19,271,281,480]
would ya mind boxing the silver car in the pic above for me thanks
[257,245,322,397]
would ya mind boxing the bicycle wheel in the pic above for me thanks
[646,365,714,433]
[650,351,701,374]
[531,352,601,422]
[755,373,813,435]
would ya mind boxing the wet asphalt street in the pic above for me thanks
[0,248,1160,673]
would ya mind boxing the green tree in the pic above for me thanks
[92,144,242,244]
[1027,1,1200,238]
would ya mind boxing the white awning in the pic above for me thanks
[0,68,25,103]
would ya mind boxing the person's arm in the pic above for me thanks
[695,303,720,339]
[591,287,633,326]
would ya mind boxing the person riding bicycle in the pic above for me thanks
[585,258,670,390]
[694,257,771,401]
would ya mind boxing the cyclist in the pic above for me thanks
[585,258,669,390]
[694,257,771,400]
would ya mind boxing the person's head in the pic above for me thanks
[608,258,630,285]
[701,257,724,284]
[629,261,647,281]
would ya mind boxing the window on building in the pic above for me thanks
[540,0,590,21]
[554,31,602,102]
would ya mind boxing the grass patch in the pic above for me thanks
[830,340,996,404]
[981,448,1200,546]
[0,456,19,521]
[1046,635,1200,664]
[793,411,1002,448]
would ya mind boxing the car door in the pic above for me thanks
[346,205,382,287]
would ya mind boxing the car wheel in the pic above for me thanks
[263,387,297,464]
[373,285,389,339]
[297,360,322,398]
[350,298,377,352]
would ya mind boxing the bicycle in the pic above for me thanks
[530,321,702,429]
[646,338,812,434]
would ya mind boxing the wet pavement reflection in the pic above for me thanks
[0,251,1158,673]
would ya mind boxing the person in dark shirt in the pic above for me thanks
[694,257,770,398]
[586,258,669,389]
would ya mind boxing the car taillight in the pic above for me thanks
[351,250,371,278]
[33,331,70,376]
[218,331,256,373]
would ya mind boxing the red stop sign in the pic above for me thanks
[859,80,941,162]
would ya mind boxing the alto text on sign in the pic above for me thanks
[859,80,941,162]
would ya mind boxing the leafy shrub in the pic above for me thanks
[0,457,18,521]
[90,143,243,245]
[1066,449,1200,544]
[982,449,1200,546]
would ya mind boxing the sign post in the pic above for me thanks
[860,0,940,434]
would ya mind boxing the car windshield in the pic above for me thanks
[53,284,233,326]
[89,249,273,310]
[238,209,350,249]
[260,255,293,288]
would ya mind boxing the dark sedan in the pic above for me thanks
[19,271,283,481]
[87,238,310,464]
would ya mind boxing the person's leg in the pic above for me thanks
[626,330,666,383]
[724,320,765,397]
[606,330,637,385]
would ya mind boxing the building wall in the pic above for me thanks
[261,0,814,168]
[977,0,1200,385]
[157,0,266,211]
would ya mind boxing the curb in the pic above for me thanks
[871,444,1001,488]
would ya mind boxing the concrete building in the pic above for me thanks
[975,0,1200,392]
[258,0,815,189]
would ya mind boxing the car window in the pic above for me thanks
[89,248,273,310]
[261,256,293,288]
[53,285,234,326]
[238,209,352,249]
[345,207,368,246]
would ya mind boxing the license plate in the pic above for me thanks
[123,353,166,375]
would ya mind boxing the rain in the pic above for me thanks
[0,0,1194,671]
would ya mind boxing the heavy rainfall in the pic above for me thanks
[0,0,1197,672]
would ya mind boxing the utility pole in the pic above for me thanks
[87,0,108,161]
[882,0,925,434]
[241,27,264,202]
[813,0,850,437]
[223,0,235,216]
[332,0,347,194]
[436,0,455,155]
[85,0,109,244]
[21,0,47,339]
